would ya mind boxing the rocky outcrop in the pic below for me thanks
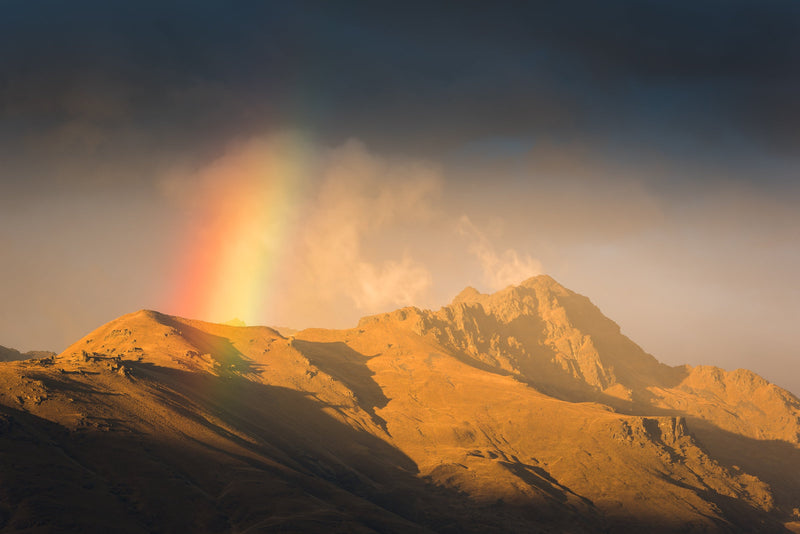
[361,275,673,396]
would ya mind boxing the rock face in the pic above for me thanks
[1,276,799,532]
[362,275,674,396]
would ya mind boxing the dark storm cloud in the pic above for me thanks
[2,1,799,185]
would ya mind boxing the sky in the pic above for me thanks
[2,1,799,394]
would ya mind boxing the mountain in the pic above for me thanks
[0,345,55,362]
[0,275,798,532]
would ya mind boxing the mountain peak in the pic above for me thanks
[451,286,482,305]
[450,274,567,307]
[387,274,668,394]
[519,273,561,287]
[451,274,566,304]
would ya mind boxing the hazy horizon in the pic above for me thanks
[2,2,799,395]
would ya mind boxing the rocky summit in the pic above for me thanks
[1,275,798,533]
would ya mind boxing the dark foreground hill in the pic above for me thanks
[1,276,798,533]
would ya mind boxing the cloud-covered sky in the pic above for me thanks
[2,1,799,393]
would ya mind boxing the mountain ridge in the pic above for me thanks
[0,344,56,362]
[1,275,798,532]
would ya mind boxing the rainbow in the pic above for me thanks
[170,132,314,325]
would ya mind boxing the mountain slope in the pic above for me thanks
[362,276,800,442]
[0,277,798,532]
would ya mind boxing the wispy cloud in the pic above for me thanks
[301,139,440,312]
[457,215,542,290]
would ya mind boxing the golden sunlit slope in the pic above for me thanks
[356,276,800,524]
[370,276,800,443]
[0,277,798,532]
[368,275,675,395]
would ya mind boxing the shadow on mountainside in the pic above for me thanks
[154,313,263,375]
[687,419,800,518]
[0,356,793,533]
[426,305,609,402]
[290,339,390,433]
[153,312,260,374]
[0,369,437,533]
[422,296,692,409]
[598,391,800,526]
[0,362,602,533]
[553,291,691,389]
